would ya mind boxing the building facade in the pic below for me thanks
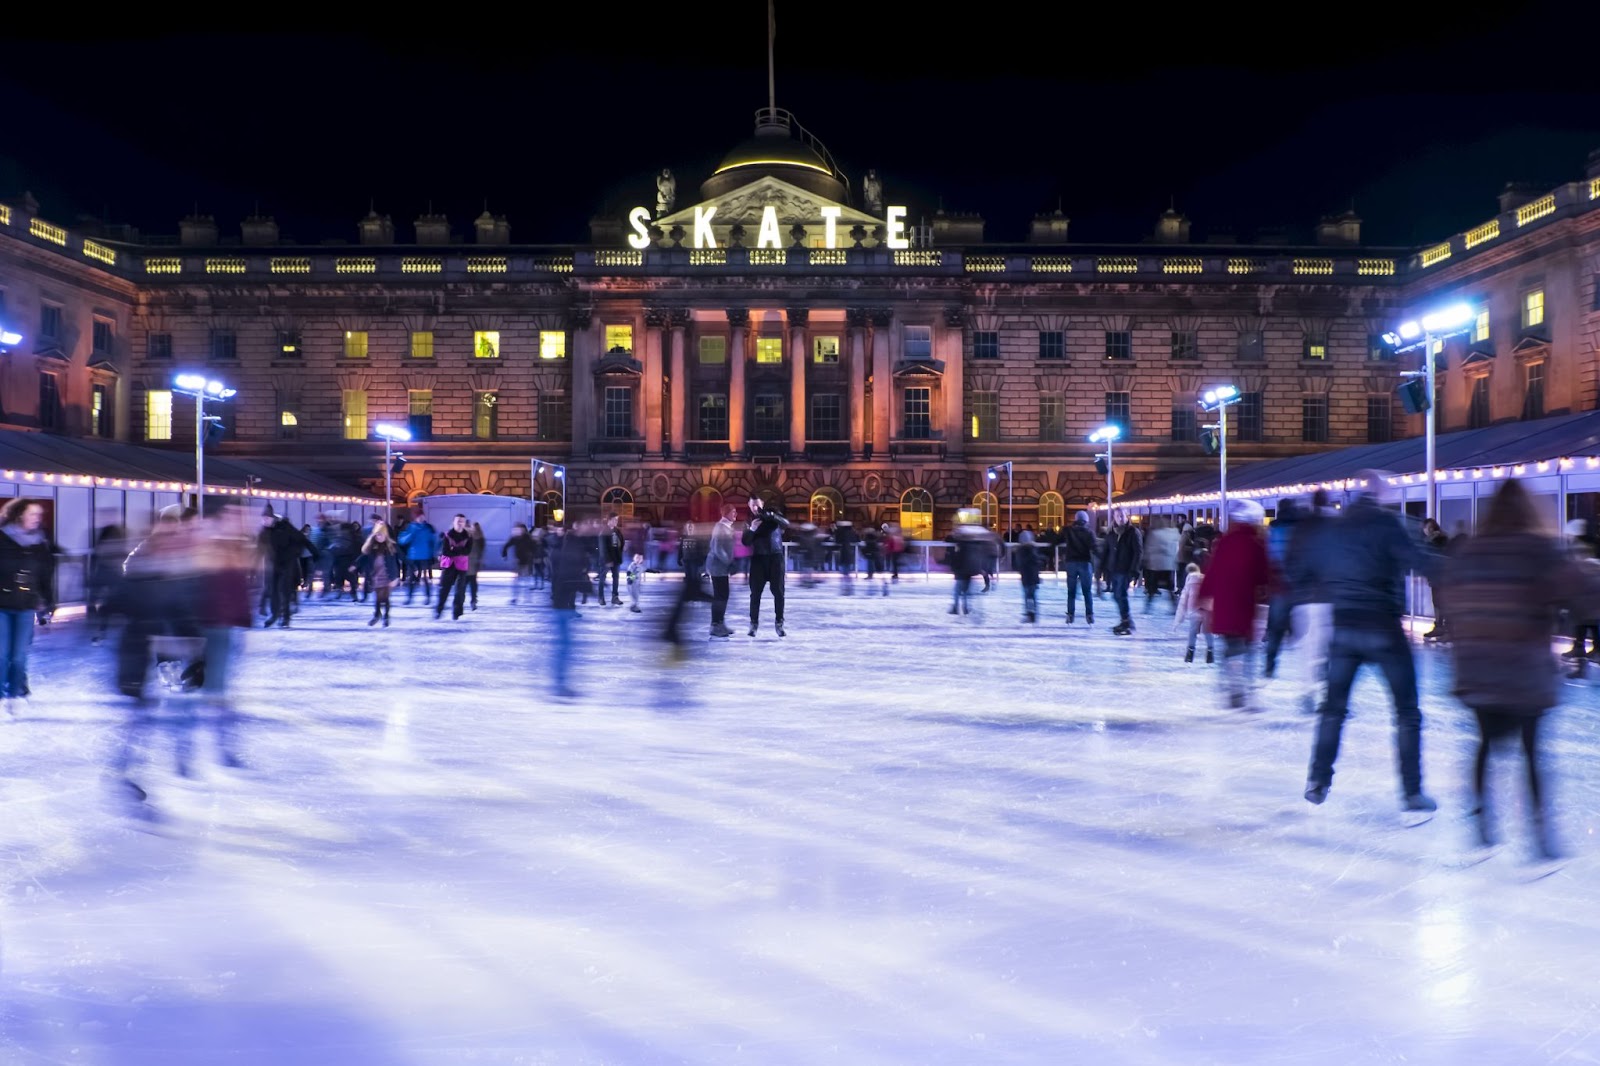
[3,112,1599,538]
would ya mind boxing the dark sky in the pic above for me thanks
[3,3,1597,248]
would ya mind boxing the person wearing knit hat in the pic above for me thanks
[1198,496,1272,711]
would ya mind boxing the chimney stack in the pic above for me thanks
[358,209,394,245]
[474,209,511,244]
[179,212,219,246]
[414,212,450,245]
[241,214,279,245]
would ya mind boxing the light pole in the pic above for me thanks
[1089,424,1120,529]
[1198,385,1242,530]
[172,373,236,515]
[374,423,412,525]
[1383,301,1475,519]
[531,458,567,528]
[986,461,1014,540]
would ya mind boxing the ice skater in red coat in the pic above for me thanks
[1198,499,1273,711]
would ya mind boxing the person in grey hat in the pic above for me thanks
[1302,469,1442,817]
[1061,511,1096,624]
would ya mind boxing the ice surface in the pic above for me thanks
[2,572,1599,1065]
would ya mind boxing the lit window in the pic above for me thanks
[755,337,783,364]
[698,336,727,364]
[278,330,302,357]
[1039,492,1065,531]
[474,391,498,439]
[1523,290,1545,329]
[1303,335,1328,361]
[1474,309,1490,342]
[904,325,932,359]
[344,331,369,359]
[91,383,110,438]
[410,331,434,359]
[605,324,633,354]
[342,389,368,439]
[280,410,298,426]
[539,331,566,360]
[146,389,173,441]
[474,330,500,359]
[969,391,998,440]
[813,336,840,364]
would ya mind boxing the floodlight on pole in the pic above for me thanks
[531,458,567,527]
[171,373,235,514]
[1384,301,1477,519]
[986,461,1015,540]
[0,329,22,347]
[1088,424,1121,520]
[374,423,412,521]
[1197,384,1243,529]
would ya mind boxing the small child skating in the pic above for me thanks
[626,554,645,612]
[1174,562,1213,664]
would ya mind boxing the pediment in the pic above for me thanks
[894,359,946,379]
[656,175,878,229]
[1510,335,1549,355]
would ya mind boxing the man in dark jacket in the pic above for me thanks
[601,515,625,606]
[1098,508,1142,635]
[743,496,791,636]
[1285,489,1336,714]
[548,526,592,698]
[1062,511,1096,625]
[1303,471,1441,816]
[260,507,312,628]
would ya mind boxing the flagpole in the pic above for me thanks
[767,0,776,112]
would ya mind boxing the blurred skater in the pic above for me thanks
[1440,479,1600,864]
[0,498,54,713]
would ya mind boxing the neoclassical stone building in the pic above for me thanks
[3,111,1598,537]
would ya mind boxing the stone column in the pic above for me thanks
[568,306,595,457]
[871,308,894,452]
[668,308,689,458]
[787,306,809,456]
[847,307,869,457]
[644,307,667,454]
[943,307,966,459]
[727,307,749,455]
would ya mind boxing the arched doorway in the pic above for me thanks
[1039,491,1065,533]
[810,486,844,526]
[540,489,564,527]
[602,486,634,519]
[973,491,999,531]
[900,487,934,541]
[689,485,723,524]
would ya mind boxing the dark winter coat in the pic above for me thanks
[0,527,55,612]
[1440,532,1600,714]
[502,533,536,569]
[1061,524,1096,564]
[743,508,791,556]
[1310,496,1437,630]
[1099,524,1142,575]
[1285,508,1336,606]
[550,535,590,610]
[1012,542,1042,587]
[603,525,625,565]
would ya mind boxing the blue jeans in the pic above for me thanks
[551,609,575,694]
[0,608,34,698]
[1064,562,1094,619]
[1109,571,1134,625]
[1308,625,1424,796]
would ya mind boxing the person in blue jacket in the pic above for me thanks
[397,511,439,606]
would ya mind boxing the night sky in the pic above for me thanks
[3,4,1597,249]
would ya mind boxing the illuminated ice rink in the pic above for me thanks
[3,572,1598,1064]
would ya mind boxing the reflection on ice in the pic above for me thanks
[1,572,1598,1063]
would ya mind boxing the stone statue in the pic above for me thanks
[861,169,883,214]
[656,168,676,216]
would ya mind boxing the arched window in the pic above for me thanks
[602,486,634,519]
[973,491,999,530]
[900,487,934,541]
[810,487,844,526]
[1038,491,1065,532]
[540,490,564,526]
[689,485,723,524]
